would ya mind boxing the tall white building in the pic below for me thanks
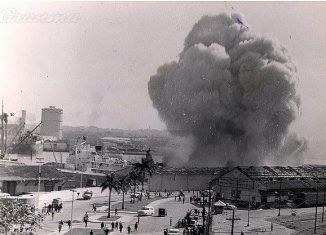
[40,106,63,140]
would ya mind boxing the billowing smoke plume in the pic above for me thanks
[148,13,306,167]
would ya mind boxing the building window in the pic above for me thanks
[231,190,241,200]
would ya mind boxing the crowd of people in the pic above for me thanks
[99,220,139,234]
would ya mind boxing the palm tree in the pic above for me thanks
[132,157,158,200]
[128,170,141,204]
[101,173,119,218]
[117,175,131,209]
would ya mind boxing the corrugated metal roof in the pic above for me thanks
[235,165,326,179]
[154,167,227,175]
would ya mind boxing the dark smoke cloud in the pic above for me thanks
[148,13,305,167]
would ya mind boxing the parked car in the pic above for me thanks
[131,192,141,199]
[166,228,181,235]
[137,206,155,216]
[82,190,93,200]
[225,203,237,210]
[158,208,167,217]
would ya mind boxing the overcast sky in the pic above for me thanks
[1,2,326,157]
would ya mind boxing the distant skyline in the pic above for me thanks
[1,2,326,164]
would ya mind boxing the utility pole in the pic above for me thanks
[278,181,282,216]
[37,165,41,207]
[75,141,78,171]
[80,171,83,188]
[247,191,251,226]
[314,188,319,234]
[202,193,205,234]
[208,182,212,234]
[248,180,255,226]
[231,209,235,235]
[4,114,7,154]
[70,189,76,235]
[322,186,326,223]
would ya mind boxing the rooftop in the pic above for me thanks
[0,164,67,181]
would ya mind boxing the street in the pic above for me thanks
[36,189,197,235]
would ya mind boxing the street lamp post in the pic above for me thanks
[70,189,76,235]
[314,188,319,234]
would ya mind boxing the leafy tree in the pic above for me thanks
[0,199,43,235]
[117,175,131,209]
[101,173,119,218]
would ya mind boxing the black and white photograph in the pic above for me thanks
[0,1,326,234]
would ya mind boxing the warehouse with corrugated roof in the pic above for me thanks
[214,165,326,208]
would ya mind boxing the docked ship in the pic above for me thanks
[10,131,44,155]
[8,121,44,156]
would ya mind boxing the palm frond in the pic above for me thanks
[101,173,119,193]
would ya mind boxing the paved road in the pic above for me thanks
[132,197,196,234]
[37,192,197,235]
[37,193,122,235]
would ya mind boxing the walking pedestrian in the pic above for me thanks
[46,205,50,215]
[59,203,63,212]
[67,220,71,229]
[90,230,93,235]
[48,204,52,213]
[115,208,118,215]
[183,196,185,204]
[134,222,138,232]
[115,221,119,229]
[93,204,97,213]
[58,220,63,233]
[127,225,131,234]
[119,222,123,233]
[104,228,109,235]
[51,211,55,220]
[101,221,105,229]
[84,212,89,227]
[111,221,115,230]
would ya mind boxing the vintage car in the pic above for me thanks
[52,198,63,207]
[137,206,155,216]
[82,190,93,200]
